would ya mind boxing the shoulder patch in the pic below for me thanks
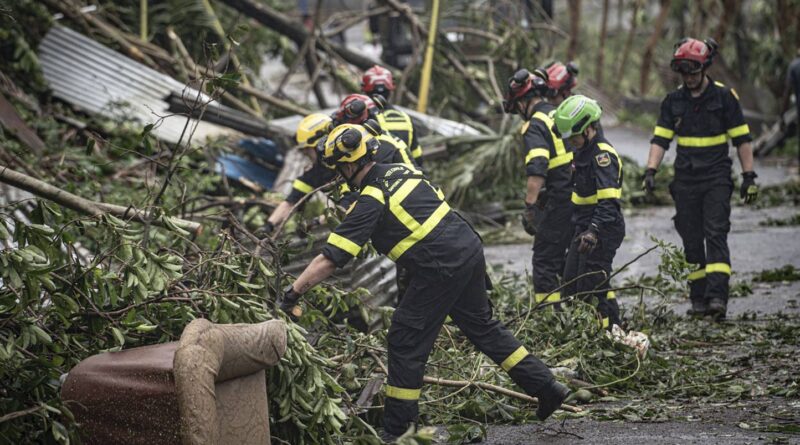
[595,152,611,167]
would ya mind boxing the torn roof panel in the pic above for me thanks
[38,26,239,145]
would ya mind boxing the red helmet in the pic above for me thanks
[545,61,578,96]
[671,38,718,73]
[336,94,377,124]
[503,68,549,114]
[361,65,395,96]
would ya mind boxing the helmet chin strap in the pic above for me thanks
[337,161,368,191]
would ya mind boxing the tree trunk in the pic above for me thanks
[615,0,639,93]
[639,0,672,95]
[713,0,740,44]
[567,0,581,61]
[596,0,610,88]
[218,0,386,71]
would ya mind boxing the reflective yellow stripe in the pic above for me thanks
[385,385,421,400]
[548,152,573,170]
[597,187,622,200]
[535,292,561,303]
[379,134,414,167]
[389,179,422,233]
[601,317,609,329]
[653,126,675,139]
[345,201,357,215]
[361,185,385,204]
[525,148,550,164]
[571,192,597,205]
[607,291,616,300]
[677,134,727,147]
[520,121,530,134]
[292,179,313,194]
[500,346,528,371]
[411,146,423,158]
[327,233,361,256]
[687,269,706,281]
[706,263,731,275]
[388,202,450,261]
[727,124,750,138]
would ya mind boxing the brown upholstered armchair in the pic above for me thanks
[61,319,287,445]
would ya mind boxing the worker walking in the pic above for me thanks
[277,124,570,441]
[643,38,758,319]
[503,68,574,305]
[555,95,624,329]
[362,65,425,165]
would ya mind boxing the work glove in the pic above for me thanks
[277,285,302,321]
[522,202,542,236]
[740,171,758,204]
[576,225,599,254]
[641,168,657,194]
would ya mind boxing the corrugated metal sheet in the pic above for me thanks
[38,26,239,145]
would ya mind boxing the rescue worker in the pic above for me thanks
[263,113,340,234]
[361,65,425,165]
[503,68,574,306]
[555,95,624,329]
[277,124,571,441]
[643,38,758,319]
[545,61,579,106]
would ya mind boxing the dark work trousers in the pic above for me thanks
[395,264,411,304]
[563,221,625,328]
[384,251,554,435]
[532,199,574,304]
[669,176,733,304]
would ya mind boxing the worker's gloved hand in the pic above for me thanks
[740,171,759,204]
[642,168,657,194]
[277,285,302,321]
[522,202,542,236]
[576,225,599,254]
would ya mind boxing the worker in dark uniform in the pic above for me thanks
[263,113,340,234]
[545,61,579,106]
[643,38,758,320]
[555,95,624,330]
[503,68,574,305]
[361,65,425,166]
[277,124,570,442]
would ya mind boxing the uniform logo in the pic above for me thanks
[595,152,611,167]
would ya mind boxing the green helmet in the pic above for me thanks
[553,95,602,138]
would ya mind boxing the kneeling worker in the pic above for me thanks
[278,124,570,441]
[555,95,624,329]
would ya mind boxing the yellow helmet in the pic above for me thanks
[295,113,333,148]
[321,124,379,169]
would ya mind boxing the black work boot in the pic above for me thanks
[706,298,727,320]
[379,430,399,444]
[536,380,571,421]
[686,299,707,318]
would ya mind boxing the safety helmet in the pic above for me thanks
[321,124,379,170]
[553,95,602,138]
[361,65,395,97]
[295,113,333,148]
[545,61,579,96]
[502,68,549,114]
[670,37,718,73]
[335,94,377,124]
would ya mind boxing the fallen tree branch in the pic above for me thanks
[218,0,388,71]
[373,367,581,413]
[0,164,202,234]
